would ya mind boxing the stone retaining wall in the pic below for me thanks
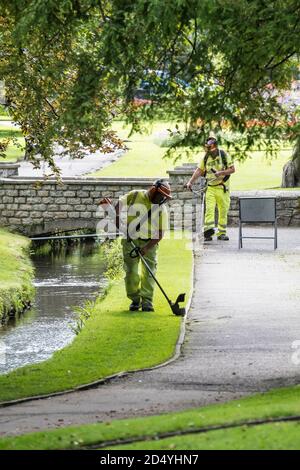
[0,177,158,236]
[229,190,300,226]
[0,164,299,236]
[0,163,20,178]
[169,164,300,227]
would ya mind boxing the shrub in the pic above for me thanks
[102,238,124,281]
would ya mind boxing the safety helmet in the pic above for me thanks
[149,179,172,200]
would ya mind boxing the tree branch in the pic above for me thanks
[265,50,297,71]
[44,97,59,118]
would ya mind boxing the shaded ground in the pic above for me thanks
[0,226,299,436]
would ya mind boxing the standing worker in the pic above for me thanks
[117,180,171,312]
[186,137,235,241]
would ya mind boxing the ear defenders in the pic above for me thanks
[205,137,218,147]
[148,179,172,201]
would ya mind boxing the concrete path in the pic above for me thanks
[1,226,300,436]
[1,120,124,177]
[17,147,124,178]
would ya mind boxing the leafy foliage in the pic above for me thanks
[102,238,124,281]
[1,1,300,172]
[71,238,123,335]
[71,299,96,336]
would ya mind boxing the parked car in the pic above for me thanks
[134,69,189,100]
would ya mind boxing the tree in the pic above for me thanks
[282,135,300,187]
[0,1,125,176]
[1,1,300,184]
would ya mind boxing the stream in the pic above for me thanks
[0,241,107,375]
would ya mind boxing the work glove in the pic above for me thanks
[130,246,141,258]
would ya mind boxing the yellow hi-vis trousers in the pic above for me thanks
[204,185,230,236]
[121,238,158,303]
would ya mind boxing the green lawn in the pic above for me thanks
[1,384,299,450]
[0,116,293,188]
[0,105,11,121]
[0,229,35,320]
[0,234,192,403]
[91,121,292,190]
[0,121,24,162]
[232,150,290,190]
[113,421,300,450]
[91,121,188,178]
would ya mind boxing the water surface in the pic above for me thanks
[0,242,107,374]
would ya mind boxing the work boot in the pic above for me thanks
[129,299,140,311]
[204,236,213,242]
[204,228,215,239]
[142,301,154,312]
[203,228,215,238]
[217,234,229,241]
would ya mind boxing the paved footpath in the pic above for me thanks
[1,227,300,436]
[17,147,124,178]
[0,120,124,178]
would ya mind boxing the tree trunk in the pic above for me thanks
[281,136,300,187]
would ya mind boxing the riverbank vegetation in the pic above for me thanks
[0,228,34,321]
[0,235,192,402]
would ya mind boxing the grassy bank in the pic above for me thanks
[91,121,291,190]
[0,385,299,450]
[0,229,35,321]
[0,235,193,402]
